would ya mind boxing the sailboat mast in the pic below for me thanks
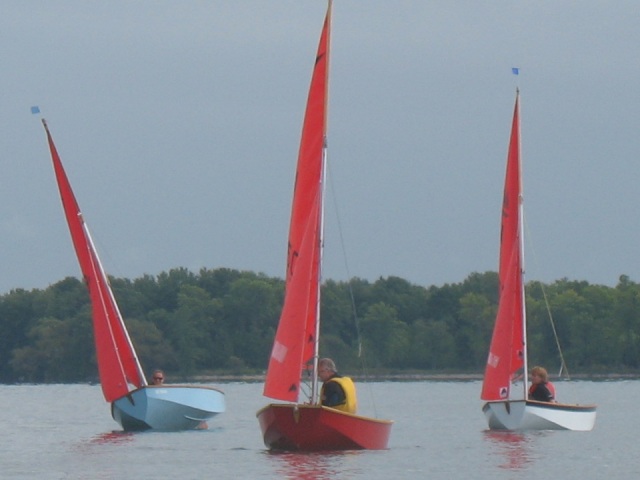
[515,90,529,399]
[311,0,332,404]
[82,223,148,386]
[311,144,327,403]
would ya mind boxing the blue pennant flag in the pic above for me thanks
[30,106,41,114]
[511,67,520,75]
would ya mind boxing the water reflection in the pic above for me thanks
[483,431,531,470]
[266,450,362,479]
[88,431,135,445]
[70,431,134,463]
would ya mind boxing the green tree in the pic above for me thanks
[371,276,430,325]
[0,288,46,381]
[457,292,496,367]
[319,333,359,371]
[10,313,93,382]
[197,267,244,298]
[320,280,357,344]
[409,319,456,369]
[164,284,220,373]
[221,276,281,369]
[613,275,640,367]
[126,317,179,375]
[360,302,410,368]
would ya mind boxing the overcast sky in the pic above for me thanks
[1,1,639,294]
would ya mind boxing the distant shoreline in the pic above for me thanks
[190,372,640,383]
[7,371,640,386]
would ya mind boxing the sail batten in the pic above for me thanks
[263,5,331,403]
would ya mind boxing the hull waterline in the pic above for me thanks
[482,400,596,431]
[257,403,392,451]
[112,385,225,431]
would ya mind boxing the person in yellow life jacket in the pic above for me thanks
[528,366,557,402]
[318,358,357,414]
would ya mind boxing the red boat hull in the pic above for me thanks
[257,404,392,451]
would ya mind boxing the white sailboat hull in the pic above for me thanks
[111,385,225,431]
[483,400,596,431]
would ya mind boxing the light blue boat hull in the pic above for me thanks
[111,385,225,431]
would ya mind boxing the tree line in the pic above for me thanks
[1,267,639,383]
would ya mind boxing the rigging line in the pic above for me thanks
[325,161,379,418]
[325,162,361,353]
[522,211,570,379]
[86,226,125,281]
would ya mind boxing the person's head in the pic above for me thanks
[151,369,165,385]
[318,358,337,382]
[530,366,548,384]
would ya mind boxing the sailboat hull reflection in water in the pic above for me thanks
[480,91,596,431]
[42,119,225,431]
[256,0,392,450]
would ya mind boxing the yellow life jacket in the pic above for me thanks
[322,376,358,414]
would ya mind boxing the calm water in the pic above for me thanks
[0,380,637,479]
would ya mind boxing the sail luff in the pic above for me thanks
[311,144,328,403]
[43,120,145,401]
[481,91,525,401]
[310,0,332,404]
[516,92,528,399]
[263,2,331,403]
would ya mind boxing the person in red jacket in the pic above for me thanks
[528,366,556,402]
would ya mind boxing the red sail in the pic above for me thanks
[481,92,525,401]
[43,121,146,402]
[263,5,330,402]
